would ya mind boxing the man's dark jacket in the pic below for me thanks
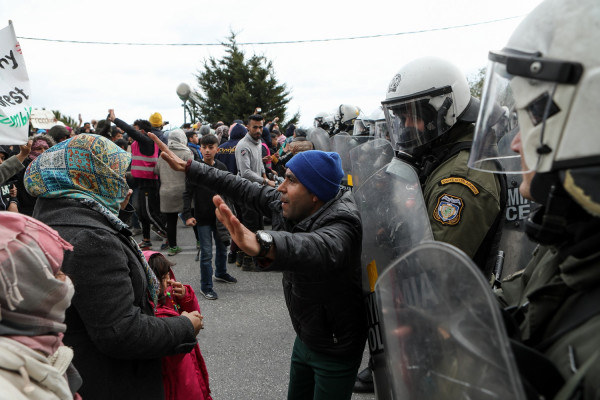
[187,161,367,356]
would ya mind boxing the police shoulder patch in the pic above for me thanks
[433,193,464,226]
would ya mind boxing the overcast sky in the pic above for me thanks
[3,0,543,129]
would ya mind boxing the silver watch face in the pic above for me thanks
[257,231,272,243]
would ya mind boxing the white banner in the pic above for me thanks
[0,21,30,145]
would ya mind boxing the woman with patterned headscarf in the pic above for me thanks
[23,134,204,400]
[0,212,81,399]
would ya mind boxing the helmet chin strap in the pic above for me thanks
[525,172,576,245]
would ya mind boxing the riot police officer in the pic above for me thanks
[383,57,504,274]
[333,104,361,136]
[313,111,335,136]
[469,0,600,397]
[354,56,506,394]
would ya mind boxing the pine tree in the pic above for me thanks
[192,32,298,126]
[468,67,487,99]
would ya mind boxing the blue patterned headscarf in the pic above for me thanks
[24,134,131,216]
[23,134,160,307]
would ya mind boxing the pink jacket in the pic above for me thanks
[152,270,212,400]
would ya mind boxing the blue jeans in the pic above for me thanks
[197,224,227,292]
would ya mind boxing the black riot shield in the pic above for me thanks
[306,127,331,151]
[349,139,395,190]
[330,134,373,188]
[354,158,433,399]
[375,241,526,399]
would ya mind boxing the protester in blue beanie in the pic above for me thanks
[152,137,367,400]
[286,150,343,203]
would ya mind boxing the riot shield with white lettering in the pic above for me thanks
[354,157,433,399]
[494,128,540,278]
[330,134,373,187]
[306,127,331,152]
[375,241,526,400]
[349,138,394,190]
[497,173,540,278]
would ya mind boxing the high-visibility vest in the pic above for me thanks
[130,140,159,180]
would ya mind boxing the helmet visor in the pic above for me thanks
[353,119,369,136]
[382,89,456,154]
[469,50,575,174]
[468,60,527,173]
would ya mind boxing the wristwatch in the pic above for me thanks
[255,230,273,258]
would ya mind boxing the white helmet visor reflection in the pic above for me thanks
[469,50,582,174]
[468,60,529,173]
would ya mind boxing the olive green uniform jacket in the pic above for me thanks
[422,125,502,264]
[497,245,600,399]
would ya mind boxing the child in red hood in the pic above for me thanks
[143,251,212,400]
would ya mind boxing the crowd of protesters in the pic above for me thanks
[0,108,312,400]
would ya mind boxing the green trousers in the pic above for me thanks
[287,336,363,400]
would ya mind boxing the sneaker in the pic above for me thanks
[160,240,169,250]
[137,240,152,250]
[227,252,236,264]
[214,273,237,284]
[242,255,262,272]
[196,241,201,250]
[167,246,182,256]
[130,227,142,236]
[201,289,218,300]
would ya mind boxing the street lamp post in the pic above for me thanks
[176,83,191,126]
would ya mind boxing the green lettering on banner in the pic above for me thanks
[0,106,31,128]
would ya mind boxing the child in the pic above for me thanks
[182,134,237,300]
[143,250,212,400]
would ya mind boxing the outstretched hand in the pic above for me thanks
[148,132,187,172]
[213,195,260,257]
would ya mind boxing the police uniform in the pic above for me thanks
[497,241,600,399]
[422,124,502,267]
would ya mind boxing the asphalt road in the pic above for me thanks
[142,222,376,400]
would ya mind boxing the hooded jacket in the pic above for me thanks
[216,124,247,175]
[186,161,367,356]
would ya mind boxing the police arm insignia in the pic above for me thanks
[440,177,479,195]
[433,193,464,226]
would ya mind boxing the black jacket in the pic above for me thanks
[33,197,197,400]
[182,159,229,226]
[187,161,367,356]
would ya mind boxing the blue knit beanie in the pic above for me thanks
[286,150,344,202]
